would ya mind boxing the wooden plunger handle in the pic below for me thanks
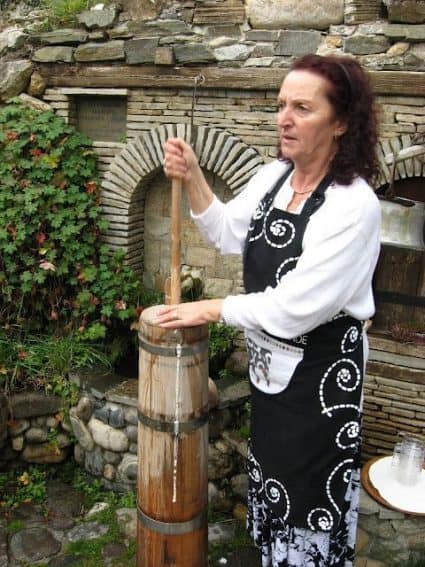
[170,177,182,305]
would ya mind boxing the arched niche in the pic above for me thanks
[99,123,265,288]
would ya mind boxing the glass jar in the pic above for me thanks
[393,435,425,486]
[391,440,404,469]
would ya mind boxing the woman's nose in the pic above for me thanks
[277,107,292,127]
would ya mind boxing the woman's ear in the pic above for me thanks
[334,120,348,138]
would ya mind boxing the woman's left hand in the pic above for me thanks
[155,299,224,328]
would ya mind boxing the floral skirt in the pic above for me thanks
[247,468,360,567]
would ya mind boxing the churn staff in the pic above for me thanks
[157,54,381,567]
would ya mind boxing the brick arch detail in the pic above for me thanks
[99,123,265,274]
[376,134,425,187]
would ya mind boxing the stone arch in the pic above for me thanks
[99,123,265,274]
[376,134,425,188]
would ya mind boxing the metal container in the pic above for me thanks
[380,199,424,251]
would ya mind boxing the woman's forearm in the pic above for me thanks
[155,298,224,328]
[185,167,215,215]
[164,137,214,215]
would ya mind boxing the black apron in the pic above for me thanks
[243,167,364,533]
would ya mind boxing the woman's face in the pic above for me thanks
[277,70,346,168]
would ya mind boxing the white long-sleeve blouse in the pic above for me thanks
[192,159,382,340]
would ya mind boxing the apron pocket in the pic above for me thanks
[246,330,304,394]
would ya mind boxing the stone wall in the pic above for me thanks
[0,392,73,466]
[363,336,425,462]
[2,1,424,73]
[356,491,425,565]
[0,369,252,495]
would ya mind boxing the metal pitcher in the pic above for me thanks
[380,199,424,251]
[379,138,425,251]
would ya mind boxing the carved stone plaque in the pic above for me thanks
[75,95,126,142]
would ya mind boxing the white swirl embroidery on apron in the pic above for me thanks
[330,312,348,321]
[264,479,290,520]
[247,444,291,522]
[275,255,299,284]
[307,458,354,531]
[320,358,361,417]
[341,325,361,353]
[248,201,266,242]
[264,209,296,248]
[247,446,263,486]
[326,459,353,516]
[307,508,334,532]
[336,421,360,450]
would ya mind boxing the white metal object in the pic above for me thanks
[380,199,424,251]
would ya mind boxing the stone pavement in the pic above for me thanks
[0,478,391,567]
[0,478,262,567]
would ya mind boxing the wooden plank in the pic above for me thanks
[413,251,425,326]
[58,88,128,96]
[373,247,423,330]
[35,64,425,96]
[368,349,425,370]
[368,334,424,359]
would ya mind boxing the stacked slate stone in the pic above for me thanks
[1,0,425,102]
[1,392,73,467]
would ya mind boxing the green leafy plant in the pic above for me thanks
[0,330,110,395]
[0,467,47,509]
[72,472,105,508]
[238,400,251,440]
[0,99,144,391]
[65,466,136,565]
[5,519,25,534]
[208,322,236,379]
[117,490,137,509]
[39,0,111,30]
[217,368,234,380]
[71,466,136,511]
[208,519,252,567]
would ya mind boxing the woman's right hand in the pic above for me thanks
[163,137,199,184]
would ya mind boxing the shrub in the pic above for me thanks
[0,466,48,508]
[0,329,111,398]
[208,322,236,379]
[0,99,143,388]
[39,0,111,30]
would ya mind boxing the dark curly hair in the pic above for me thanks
[278,54,380,186]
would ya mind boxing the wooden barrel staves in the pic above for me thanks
[137,305,209,567]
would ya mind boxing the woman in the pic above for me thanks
[158,54,381,566]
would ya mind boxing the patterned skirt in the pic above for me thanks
[246,468,360,567]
